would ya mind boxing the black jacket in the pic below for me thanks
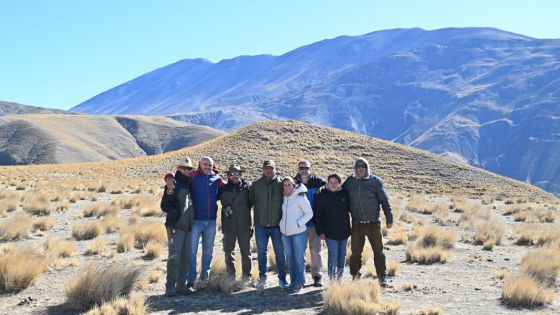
[294,174,326,227]
[160,171,194,230]
[314,187,351,240]
[219,179,252,235]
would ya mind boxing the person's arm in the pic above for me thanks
[297,197,314,228]
[376,178,393,228]
[313,194,325,239]
[164,173,175,189]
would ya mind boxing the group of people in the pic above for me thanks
[160,156,393,296]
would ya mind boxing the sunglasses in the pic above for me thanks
[228,172,241,177]
[299,167,310,170]
[264,166,275,170]
[355,164,367,169]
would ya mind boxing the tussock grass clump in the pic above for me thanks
[143,240,163,259]
[117,232,134,253]
[464,220,506,251]
[85,238,108,256]
[83,203,119,218]
[322,280,401,314]
[406,197,442,215]
[133,222,166,249]
[0,211,32,241]
[0,197,19,213]
[72,221,102,240]
[519,248,560,285]
[65,262,143,310]
[494,267,510,281]
[43,237,76,259]
[0,249,48,293]
[32,217,54,232]
[22,194,53,216]
[85,292,147,315]
[387,261,400,277]
[386,228,408,245]
[194,273,245,293]
[419,306,444,315]
[405,225,456,264]
[501,276,554,307]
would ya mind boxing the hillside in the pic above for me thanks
[0,114,223,165]
[0,100,69,115]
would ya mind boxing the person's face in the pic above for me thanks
[177,166,192,176]
[263,166,275,178]
[200,159,212,175]
[298,164,310,177]
[355,162,367,178]
[228,172,240,183]
[283,181,295,195]
[328,177,341,191]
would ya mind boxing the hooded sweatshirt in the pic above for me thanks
[342,157,393,224]
[294,173,326,228]
[279,184,314,236]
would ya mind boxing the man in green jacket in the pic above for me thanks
[249,160,288,290]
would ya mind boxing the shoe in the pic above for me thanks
[291,284,303,293]
[313,276,323,287]
[176,285,193,295]
[351,273,361,280]
[164,286,177,297]
[279,279,289,289]
[378,276,388,288]
[256,277,266,290]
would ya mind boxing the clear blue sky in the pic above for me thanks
[1,0,558,110]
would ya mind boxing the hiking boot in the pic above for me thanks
[279,278,289,289]
[313,276,323,287]
[351,273,362,281]
[378,275,388,288]
[291,284,303,293]
[176,285,193,295]
[256,277,267,290]
[164,286,177,297]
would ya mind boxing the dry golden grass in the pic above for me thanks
[0,249,48,293]
[65,262,143,310]
[85,238,108,256]
[405,225,456,264]
[419,306,444,315]
[43,237,76,259]
[194,272,246,293]
[0,211,32,241]
[22,194,53,216]
[502,275,555,307]
[146,270,160,284]
[515,225,535,246]
[386,227,408,245]
[72,221,102,240]
[143,240,163,259]
[432,205,450,225]
[387,261,400,277]
[470,221,506,251]
[406,197,442,214]
[83,203,119,218]
[133,221,166,249]
[494,267,511,281]
[519,248,560,285]
[32,216,54,232]
[117,232,135,253]
[100,215,124,234]
[322,280,401,314]
[85,291,147,315]
[0,196,19,213]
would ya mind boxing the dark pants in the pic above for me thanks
[349,222,386,278]
[166,227,192,289]
[222,232,252,278]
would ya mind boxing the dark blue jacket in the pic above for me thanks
[190,170,224,220]
[294,174,326,227]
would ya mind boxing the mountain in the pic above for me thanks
[0,100,69,115]
[70,27,560,195]
[0,114,223,165]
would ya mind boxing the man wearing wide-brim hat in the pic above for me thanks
[218,164,253,281]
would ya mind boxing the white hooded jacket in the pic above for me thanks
[280,184,314,236]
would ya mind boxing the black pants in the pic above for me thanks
[349,222,386,277]
[222,232,252,278]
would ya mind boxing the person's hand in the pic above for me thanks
[319,234,325,240]
[386,223,393,229]
[166,177,176,189]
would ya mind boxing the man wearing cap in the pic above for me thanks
[218,164,252,281]
[249,160,288,290]
[160,157,195,296]
[294,160,326,287]
[342,157,393,287]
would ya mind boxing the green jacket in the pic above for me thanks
[250,175,283,227]
[219,179,252,235]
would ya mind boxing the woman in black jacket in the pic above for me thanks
[314,173,351,280]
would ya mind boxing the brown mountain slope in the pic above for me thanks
[2,120,555,202]
[0,114,223,165]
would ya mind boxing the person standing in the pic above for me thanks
[160,157,195,296]
[342,157,393,287]
[314,173,351,281]
[219,164,252,282]
[249,160,288,290]
[294,160,326,287]
[279,177,313,293]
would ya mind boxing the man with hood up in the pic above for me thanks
[342,157,393,287]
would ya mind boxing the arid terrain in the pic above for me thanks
[0,121,558,314]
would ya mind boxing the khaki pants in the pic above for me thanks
[166,227,192,289]
[349,222,386,277]
[307,226,323,279]
[222,232,252,278]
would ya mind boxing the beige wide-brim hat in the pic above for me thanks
[176,157,194,169]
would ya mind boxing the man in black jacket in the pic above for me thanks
[160,157,195,296]
[219,164,253,281]
[342,157,393,287]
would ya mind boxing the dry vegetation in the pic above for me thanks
[322,280,401,314]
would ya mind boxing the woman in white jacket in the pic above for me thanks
[280,176,313,293]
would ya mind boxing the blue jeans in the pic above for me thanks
[188,220,216,283]
[281,231,308,287]
[255,225,286,281]
[326,238,348,279]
